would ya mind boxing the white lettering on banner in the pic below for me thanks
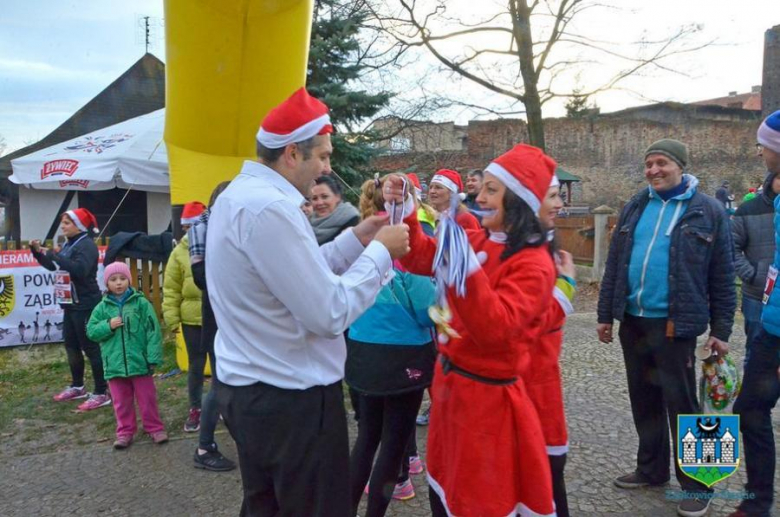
[0,247,107,347]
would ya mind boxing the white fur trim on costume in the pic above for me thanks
[65,210,87,232]
[256,113,332,149]
[546,443,570,456]
[484,162,541,214]
[431,174,459,193]
[553,286,574,316]
[427,473,556,517]
[180,216,200,226]
[550,174,560,188]
[476,251,489,264]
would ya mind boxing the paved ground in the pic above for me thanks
[1,312,778,516]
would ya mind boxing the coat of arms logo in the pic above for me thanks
[677,414,740,487]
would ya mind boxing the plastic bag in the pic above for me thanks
[699,355,741,414]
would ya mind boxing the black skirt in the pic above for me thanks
[345,338,436,396]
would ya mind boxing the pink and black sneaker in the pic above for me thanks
[409,455,424,475]
[53,386,88,402]
[77,393,112,411]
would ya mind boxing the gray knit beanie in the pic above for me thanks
[644,139,688,169]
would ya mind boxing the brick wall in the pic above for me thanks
[372,114,767,206]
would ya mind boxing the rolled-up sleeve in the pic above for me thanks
[248,202,392,338]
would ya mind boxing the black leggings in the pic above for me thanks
[349,389,424,517]
[182,324,207,409]
[63,308,106,394]
[550,454,569,517]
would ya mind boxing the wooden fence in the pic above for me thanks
[556,216,596,264]
[117,256,166,320]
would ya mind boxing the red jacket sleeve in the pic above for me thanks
[448,250,556,350]
[456,211,481,230]
[398,210,438,277]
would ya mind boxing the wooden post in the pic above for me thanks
[592,205,616,282]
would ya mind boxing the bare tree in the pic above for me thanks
[0,135,6,158]
[366,0,712,150]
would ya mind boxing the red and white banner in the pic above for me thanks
[0,248,107,347]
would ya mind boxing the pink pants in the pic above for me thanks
[108,375,165,439]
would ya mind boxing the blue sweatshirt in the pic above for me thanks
[626,175,698,318]
[348,270,435,345]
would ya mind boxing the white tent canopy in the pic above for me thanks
[9,109,168,193]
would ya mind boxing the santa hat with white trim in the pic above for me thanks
[484,144,557,214]
[64,208,99,233]
[181,201,206,226]
[256,87,333,149]
[430,169,467,200]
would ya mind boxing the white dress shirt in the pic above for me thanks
[206,161,392,389]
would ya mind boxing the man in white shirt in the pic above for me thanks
[207,87,410,516]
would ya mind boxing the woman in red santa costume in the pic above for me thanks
[426,169,481,231]
[527,176,575,517]
[384,144,558,517]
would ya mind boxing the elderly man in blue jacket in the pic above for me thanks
[597,139,736,517]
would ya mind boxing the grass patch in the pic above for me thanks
[0,335,196,456]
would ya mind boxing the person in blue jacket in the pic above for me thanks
[597,139,736,517]
[346,175,437,517]
[729,110,780,517]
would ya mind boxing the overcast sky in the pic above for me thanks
[0,1,777,155]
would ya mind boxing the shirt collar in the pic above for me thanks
[240,160,305,206]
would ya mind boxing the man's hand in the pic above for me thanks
[557,250,576,280]
[375,224,410,259]
[597,323,613,343]
[382,174,407,204]
[110,316,123,330]
[30,240,42,252]
[705,335,729,357]
[353,214,390,247]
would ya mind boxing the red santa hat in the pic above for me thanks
[406,173,422,191]
[256,88,333,149]
[181,201,206,226]
[484,144,557,214]
[430,168,465,198]
[64,208,98,233]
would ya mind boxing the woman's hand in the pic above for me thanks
[382,174,407,204]
[556,250,576,280]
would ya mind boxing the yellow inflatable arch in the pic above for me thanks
[164,0,314,372]
[164,0,314,206]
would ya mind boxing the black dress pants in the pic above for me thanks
[216,379,350,517]
[63,308,107,394]
[618,314,710,494]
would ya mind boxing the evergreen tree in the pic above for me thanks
[308,0,391,198]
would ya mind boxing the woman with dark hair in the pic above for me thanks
[31,208,110,411]
[309,175,360,244]
[383,144,558,517]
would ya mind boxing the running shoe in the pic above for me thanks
[53,386,87,402]
[113,435,133,449]
[409,455,424,475]
[151,431,169,444]
[194,448,236,472]
[77,393,111,411]
[184,408,201,432]
[392,479,415,500]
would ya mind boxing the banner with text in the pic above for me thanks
[0,248,106,347]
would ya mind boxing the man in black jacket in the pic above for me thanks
[732,170,779,367]
[597,139,736,517]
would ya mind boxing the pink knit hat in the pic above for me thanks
[104,262,132,284]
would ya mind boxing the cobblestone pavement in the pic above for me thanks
[2,312,778,516]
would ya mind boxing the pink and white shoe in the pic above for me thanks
[392,479,415,500]
[409,455,424,475]
[77,393,112,411]
[53,386,87,402]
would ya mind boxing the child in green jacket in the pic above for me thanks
[87,262,167,449]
